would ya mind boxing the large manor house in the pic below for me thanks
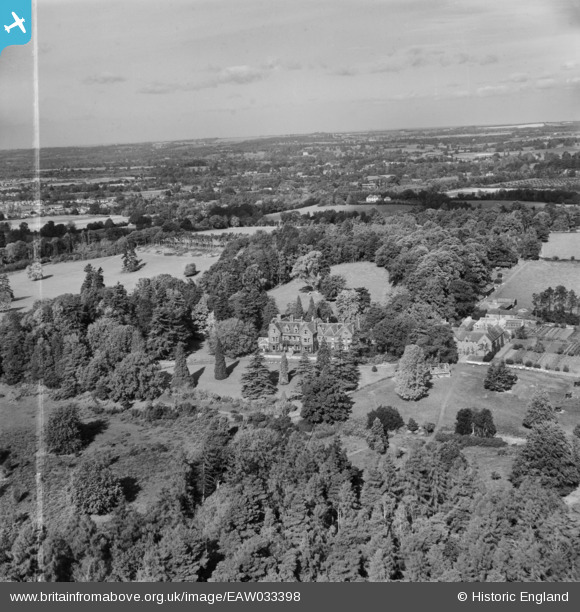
[259,315,355,354]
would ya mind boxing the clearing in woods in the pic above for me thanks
[5,249,220,312]
[268,261,393,313]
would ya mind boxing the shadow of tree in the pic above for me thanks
[191,366,205,385]
[119,476,141,502]
[80,419,109,447]
[226,360,240,376]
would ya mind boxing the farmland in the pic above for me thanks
[5,248,219,312]
[493,260,580,311]
[267,261,393,312]
[541,232,580,260]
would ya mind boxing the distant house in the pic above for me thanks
[480,297,517,311]
[454,325,506,357]
[260,315,355,354]
[365,194,382,204]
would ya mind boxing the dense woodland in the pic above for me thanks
[2,191,580,581]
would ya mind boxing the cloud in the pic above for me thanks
[332,67,359,76]
[84,73,127,85]
[138,63,275,95]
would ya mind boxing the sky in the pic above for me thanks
[0,0,579,149]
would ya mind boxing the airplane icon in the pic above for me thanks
[4,12,26,34]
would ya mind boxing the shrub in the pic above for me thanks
[423,422,436,434]
[184,263,197,277]
[513,343,523,350]
[367,405,404,433]
[491,471,502,480]
[573,424,580,439]
[371,365,377,372]
[71,458,123,515]
[533,363,541,369]
[544,364,551,371]
[407,418,419,433]
[505,358,514,365]
[563,365,570,372]
[525,360,533,367]
[45,404,83,455]
[555,366,560,371]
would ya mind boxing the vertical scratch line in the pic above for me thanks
[31,0,45,583]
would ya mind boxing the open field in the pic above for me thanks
[6,215,129,230]
[5,249,220,312]
[194,226,276,236]
[267,261,393,312]
[492,260,580,312]
[264,203,414,221]
[350,363,578,438]
[541,232,580,260]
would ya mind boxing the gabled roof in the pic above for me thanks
[485,325,505,342]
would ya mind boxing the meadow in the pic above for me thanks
[540,232,580,260]
[267,261,393,313]
[492,260,580,312]
[5,248,220,312]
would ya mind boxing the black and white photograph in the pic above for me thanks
[1,0,580,589]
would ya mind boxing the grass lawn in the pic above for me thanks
[541,232,580,260]
[5,248,220,313]
[180,340,301,400]
[493,260,580,312]
[268,261,393,313]
[350,363,577,438]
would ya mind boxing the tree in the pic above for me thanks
[121,244,142,273]
[367,418,388,454]
[294,296,304,319]
[241,351,276,400]
[107,352,166,405]
[172,343,192,388]
[290,250,328,289]
[301,369,353,425]
[279,352,289,386]
[394,344,431,400]
[484,361,517,392]
[214,337,228,381]
[0,273,13,311]
[45,404,83,455]
[335,289,362,324]
[71,458,123,514]
[366,405,404,433]
[455,408,473,436]
[305,296,316,322]
[215,318,257,357]
[319,274,347,300]
[333,343,360,392]
[316,299,335,322]
[26,261,43,281]
[294,351,314,396]
[316,338,331,372]
[523,390,556,429]
[510,422,580,495]
[472,409,496,438]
